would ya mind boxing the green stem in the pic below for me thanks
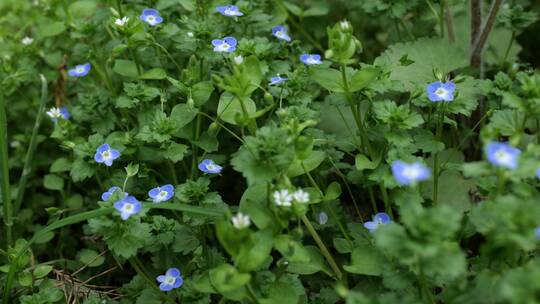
[328,157,363,221]
[130,257,176,303]
[13,75,48,214]
[234,94,257,135]
[439,0,446,38]
[0,84,12,250]
[432,103,446,205]
[301,215,342,279]
[191,113,202,180]
[129,48,142,75]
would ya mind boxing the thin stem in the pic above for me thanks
[444,0,456,43]
[328,157,363,221]
[301,215,342,279]
[234,94,257,135]
[190,113,202,180]
[439,0,446,38]
[13,75,48,214]
[0,85,12,249]
[432,103,446,204]
[470,0,505,67]
[129,257,176,304]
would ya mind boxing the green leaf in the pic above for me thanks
[77,249,105,267]
[162,143,188,163]
[43,174,64,191]
[343,245,384,276]
[38,21,66,37]
[192,81,215,106]
[69,0,97,18]
[349,67,380,92]
[70,159,95,182]
[139,68,167,80]
[324,182,342,201]
[355,154,379,171]
[50,158,72,173]
[18,271,32,287]
[170,104,198,129]
[209,264,250,298]
[33,265,53,279]
[287,151,326,177]
[217,92,256,125]
[312,68,344,92]
[113,59,139,78]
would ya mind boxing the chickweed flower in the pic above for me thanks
[292,189,309,203]
[391,160,431,186]
[317,211,328,225]
[339,20,350,30]
[94,144,121,167]
[115,16,129,26]
[187,31,194,37]
[300,54,322,65]
[274,189,292,207]
[21,36,33,45]
[272,26,291,42]
[216,5,243,17]
[363,212,391,232]
[140,9,163,26]
[198,159,223,174]
[68,63,91,77]
[269,75,288,86]
[114,195,141,220]
[156,268,184,291]
[212,36,237,53]
[148,184,174,203]
[231,212,251,229]
[485,141,521,170]
[101,186,127,201]
[427,81,456,102]
[46,107,70,123]
[233,55,244,64]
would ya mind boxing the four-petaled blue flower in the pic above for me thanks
[94,144,121,167]
[46,107,70,123]
[101,186,127,201]
[140,9,163,26]
[198,159,222,174]
[426,81,455,102]
[149,184,175,203]
[216,5,243,17]
[363,212,391,232]
[269,75,288,86]
[300,54,322,65]
[68,63,91,77]
[485,141,521,170]
[156,268,184,291]
[114,195,142,220]
[391,160,431,186]
[272,25,291,42]
[212,37,237,53]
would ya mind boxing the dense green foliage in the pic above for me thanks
[1,0,540,303]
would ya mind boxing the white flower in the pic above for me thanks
[292,189,309,203]
[10,141,21,148]
[340,20,350,30]
[187,31,194,37]
[233,55,244,65]
[231,212,250,229]
[273,189,292,207]
[46,107,62,119]
[21,37,33,45]
[318,212,328,225]
[115,16,129,26]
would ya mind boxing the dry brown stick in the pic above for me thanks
[470,0,505,67]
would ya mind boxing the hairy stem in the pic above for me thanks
[301,215,342,279]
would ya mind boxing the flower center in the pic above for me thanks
[159,190,167,197]
[435,88,446,96]
[165,276,175,285]
[76,67,85,73]
[276,31,285,38]
[495,150,510,163]
[102,151,110,158]
[147,15,155,22]
[307,57,317,64]
[402,167,419,180]
[206,164,216,170]
[124,203,133,211]
[225,8,233,15]
[221,43,230,50]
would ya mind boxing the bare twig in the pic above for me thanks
[470,0,505,67]
[444,1,456,43]
[470,0,483,46]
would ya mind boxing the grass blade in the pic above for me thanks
[0,88,12,249]
[12,74,49,214]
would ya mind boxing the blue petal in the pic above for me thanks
[312,54,321,61]
[142,8,159,16]
[132,202,142,213]
[374,212,391,224]
[216,6,227,14]
[162,184,174,193]
[104,159,113,167]
[363,221,378,231]
[59,107,70,119]
[156,275,167,283]
[442,81,455,92]
[154,16,164,24]
[94,152,104,163]
[97,144,110,154]
[426,81,442,94]
[299,54,309,63]
[110,149,121,160]
[166,268,181,277]
[272,25,284,34]
[223,37,237,47]
[212,39,223,46]
[113,201,125,212]
[160,282,174,291]
[149,187,160,198]
[173,276,184,288]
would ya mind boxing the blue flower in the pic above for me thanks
[68,63,91,77]
[94,144,121,167]
[272,25,291,42]
[269,75,288,86]
[46,107,70,123]
[212,36,237,53]
[114,195,141,220]
[485,141,521,170]
[363,213,391,232]
[148,184,174,203]
[536,168,540,179]
[198,159,222,174]
[101,186,128,201]
[535,226,540,239]
[391,160,431,186]
[426,81,455,102]
[140,8,163,26]
[216,5,243,17]
[300,54,322,65]
[156,268,184,291]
